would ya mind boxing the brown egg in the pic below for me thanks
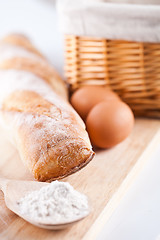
[70,86,119,120]
[86,101,134,148]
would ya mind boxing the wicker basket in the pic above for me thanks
[65,35,160,117]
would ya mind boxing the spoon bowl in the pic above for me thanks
[0,178,89,230]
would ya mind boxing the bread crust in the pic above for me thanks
[0,34,94,181]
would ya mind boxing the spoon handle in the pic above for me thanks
[0,177,9,192]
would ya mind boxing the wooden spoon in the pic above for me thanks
[0,178,89,230]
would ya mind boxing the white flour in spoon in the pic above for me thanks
[17,181,89,224]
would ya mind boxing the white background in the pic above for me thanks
[0,0,64,75]
[0,1,160,239]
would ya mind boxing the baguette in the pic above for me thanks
[0,34,94,181]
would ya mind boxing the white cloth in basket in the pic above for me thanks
[57,0,160,43]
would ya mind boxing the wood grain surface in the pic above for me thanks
[0,118,160,240]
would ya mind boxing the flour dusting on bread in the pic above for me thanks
[0,34,94,181]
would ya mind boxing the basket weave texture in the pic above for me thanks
[65,35,160,118]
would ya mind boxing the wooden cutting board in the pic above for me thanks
[0,118,160,240]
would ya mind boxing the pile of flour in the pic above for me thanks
[17,181,89,224]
